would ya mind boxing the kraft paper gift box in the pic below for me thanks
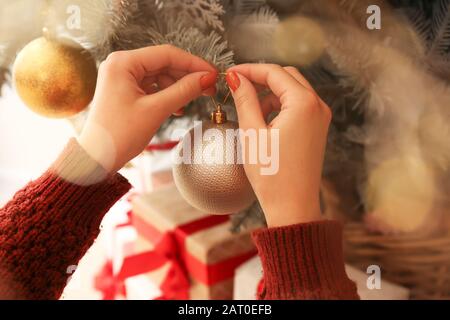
[129,185,257,300]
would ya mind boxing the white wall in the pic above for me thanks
[0,85,74,205]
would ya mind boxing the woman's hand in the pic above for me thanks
[225,64,332,227]
[78,45,217,173]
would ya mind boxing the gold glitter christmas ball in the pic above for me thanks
[173,119,256,215]
[13,37,97,118]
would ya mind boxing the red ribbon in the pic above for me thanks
[94,260,127,300]
[94,219,133,300]
[96,212,257,300]
[118,231,190,300]
[129,213,257,300]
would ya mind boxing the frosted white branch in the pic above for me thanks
[161,0,225,31]
[227,6,279,61]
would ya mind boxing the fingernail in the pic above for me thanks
[226,71,240,92]
[200,71,218,90]
[173,107,184,116]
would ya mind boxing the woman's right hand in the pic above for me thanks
[225,64,332,227]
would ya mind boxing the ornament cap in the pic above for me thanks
[211,105,227,124]
[42,27,56,41]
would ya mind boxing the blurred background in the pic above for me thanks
[1,0,449,299]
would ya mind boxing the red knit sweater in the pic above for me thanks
[0,139,358,300]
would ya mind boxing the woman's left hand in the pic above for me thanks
[78,45,218,173]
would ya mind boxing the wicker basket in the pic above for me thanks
[344,222,450,299]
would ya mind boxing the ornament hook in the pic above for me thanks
[210,73,232,124]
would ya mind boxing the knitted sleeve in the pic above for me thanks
[252,220,359,300]
[0,139,131,299]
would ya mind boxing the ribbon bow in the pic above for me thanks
[95,230,191,300]
[130,214,231,299]
[94,260,127,300]
[127,230,191,300]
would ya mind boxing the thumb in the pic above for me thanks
[226,71,266,130]
[138,71,217,119]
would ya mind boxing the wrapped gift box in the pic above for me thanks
[136,140,178,192]
[233,256,410,300]
[129,185,258,300]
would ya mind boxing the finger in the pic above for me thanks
[283,66,330,111]
[173,108,184,117]
[106,45,216,81]
[283,66,315,92]
[167,69,188,79]
[226,71,266,130]
[202,86,217,96]
[138,71,217,120]
[156,74,181,116]
[227,63,310,100]
[140,68,187,79]
[142,69,191,86]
